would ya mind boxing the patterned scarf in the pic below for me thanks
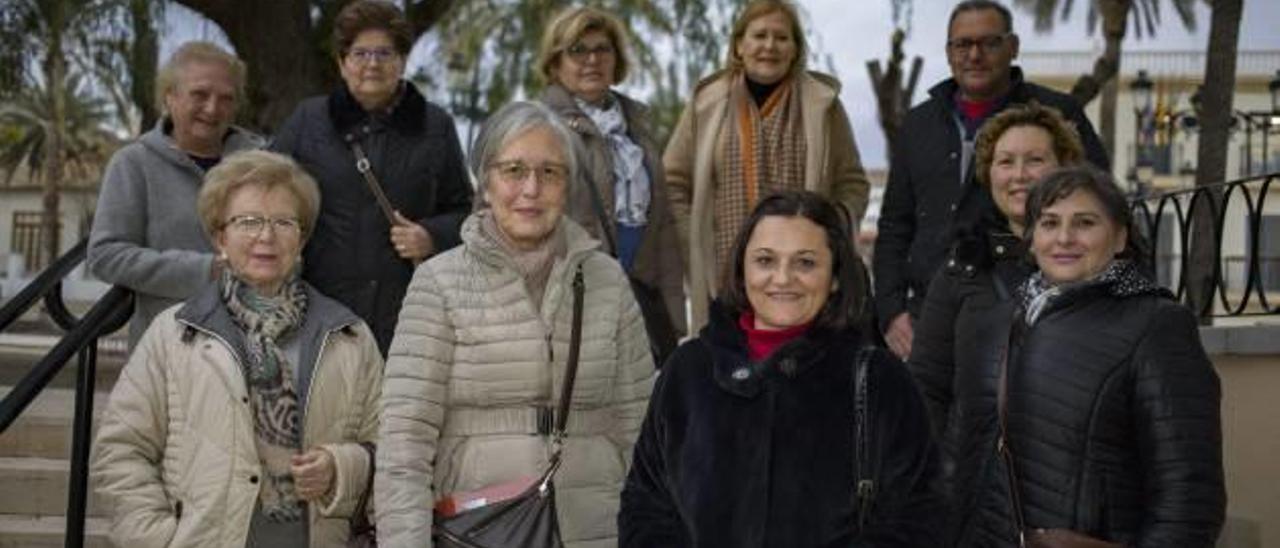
[715,73,806,274]
[1018,259,1158,325]
[220,269,309,523]
[576,95,650,227]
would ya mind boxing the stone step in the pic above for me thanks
[0,387,109,459]
[0,457,108,517]
[0,333,129,391]
[0,514,109,548]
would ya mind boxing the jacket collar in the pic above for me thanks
[700,300,843,398]
[540,84,652,141]
[174,280,361,364]
[929,66,1029,111]
[140,117,262,171]
[327,80,428,137]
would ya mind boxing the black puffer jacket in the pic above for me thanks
[922,261,1225,547]
[908,221,1032,545]
[873,68,1107,331]
[272,83,473,354]
[619,302,942,547]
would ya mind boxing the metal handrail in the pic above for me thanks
[1132,171,1280,317]
[0,237,134,548]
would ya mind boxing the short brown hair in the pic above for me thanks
[720,191,867,332]
[537,6,632,85]
[155,41,246,114]
[198,150,322,241]
[974,102,1086,187]
[333,0,414,57]
[726,0,808,77]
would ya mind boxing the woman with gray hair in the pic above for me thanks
[376,101,654,547]
[93,150,384,547]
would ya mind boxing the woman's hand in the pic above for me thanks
[291,448,336,501]
[885,312,914,360]
[390,210,433,263]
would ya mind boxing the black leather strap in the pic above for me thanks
[553,266,586,439]
[853,346,876,530]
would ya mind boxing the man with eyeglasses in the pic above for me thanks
[88,42,264,350]
[873,0,1107,360]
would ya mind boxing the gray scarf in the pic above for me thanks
[576,94,650,226]
[220,269,308,523]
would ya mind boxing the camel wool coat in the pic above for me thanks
[664,69,870,331]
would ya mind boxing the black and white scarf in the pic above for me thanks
[1018,259,1159,325]
[220,269,309,522]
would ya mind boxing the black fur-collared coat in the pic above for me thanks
[619,302,942,547]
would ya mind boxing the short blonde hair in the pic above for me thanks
[726,0,808,77]
[974,102,1086,187]
[537,6,632,85]
[155,41,246,114]
[197,150,321,241]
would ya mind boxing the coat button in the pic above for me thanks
[732,367,750,381]
[950,204,958,212]
[949,152,958,160]
[249,475,259,484]
[948,259,957,268]
[241,396,249,404]
[995,245,1006,255]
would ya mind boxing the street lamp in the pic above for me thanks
[1132,70,1155,113]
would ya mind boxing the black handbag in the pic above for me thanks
[431,267,585,548]
[580,173,679,366]
[347,442,377,548]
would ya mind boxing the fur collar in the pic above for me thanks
[326,80,428,137]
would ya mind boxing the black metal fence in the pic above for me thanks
[0,238,133,548]
[1132,171,1280,318]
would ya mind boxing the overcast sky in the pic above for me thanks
[809,0,1280,168]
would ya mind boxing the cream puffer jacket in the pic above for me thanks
[375,212,655,548]
[92,283,383,547]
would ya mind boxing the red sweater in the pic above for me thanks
[739,311,812,362]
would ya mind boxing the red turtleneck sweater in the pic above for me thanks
[739,311,812,362]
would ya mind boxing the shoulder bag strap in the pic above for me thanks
[553,265,587,440]
[997,322,1030,547]
[343,133,397,226]
[853,346,876,530]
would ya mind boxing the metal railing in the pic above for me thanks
[0,238,133,548]
[1132,171,1280,318]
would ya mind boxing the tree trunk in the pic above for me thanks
[41,8,68,270]
[1098,68,1119,162]
[1070,0,1129,107]
[173,0,456,132]
[129,0,159,132]
[1188,0,1244,323]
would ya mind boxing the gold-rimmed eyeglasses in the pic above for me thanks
[488,160,569,187]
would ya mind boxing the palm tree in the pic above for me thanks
[1013,0,1198,160]
[1,0,124,266]
[0,74,120,188]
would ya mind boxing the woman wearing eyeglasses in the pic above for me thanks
[93,150,384,548]
[272,0,473,356]
[665,0,871,332]
[536,6,686,361]
[375,101,654,547]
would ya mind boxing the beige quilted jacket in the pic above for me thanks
[375,212,655,548]
[91,285,384,547]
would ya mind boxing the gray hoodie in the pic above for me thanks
[87,119,262,348]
